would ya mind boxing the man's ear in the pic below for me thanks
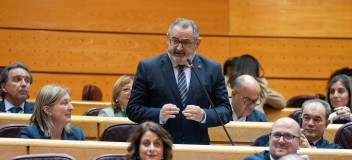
[1,82,7,93]
[231,90,237,98]
[325,119,331,128]
[195,38,201,49]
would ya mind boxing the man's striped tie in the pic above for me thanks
[177,65,188,108]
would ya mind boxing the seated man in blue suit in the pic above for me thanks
[244,117,302,160]
[127,18,232,145]
[300,99,341,149]
[230,75,267,122]
[0,63,34,114]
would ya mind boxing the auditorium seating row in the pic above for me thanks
[1,138,352,160]
[0,113,341,145]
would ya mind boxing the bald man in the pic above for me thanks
[230,75,267,122]
[244,117,303,160]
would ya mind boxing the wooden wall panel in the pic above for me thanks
[230,37,352,78]
[267,79,327,100]
[0,29,230,75]
[229,0,352,37]
[30,73,120,101]
[0,0,229,35]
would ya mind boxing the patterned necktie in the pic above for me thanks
[177,65,188,108]
[10,107,22,113]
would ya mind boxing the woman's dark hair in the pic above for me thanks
[227,54,264,89]
[223,57,237,75]
[126,122,173,160]
[326,74,352,110]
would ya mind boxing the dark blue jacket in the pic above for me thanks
[251,135,341,149]
[127,53,232,145]
[243,150,271,160]
[0,100,34,113]
[21,124,85,140]
[246,109,268,122]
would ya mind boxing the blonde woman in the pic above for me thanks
[21,85,85,140]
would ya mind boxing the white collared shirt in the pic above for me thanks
[4,99,25,113]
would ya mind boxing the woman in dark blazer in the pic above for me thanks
[21,85,85,140]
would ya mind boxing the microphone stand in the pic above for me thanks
[187,59,235,146]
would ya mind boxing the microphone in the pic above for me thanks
[187,59,235,146]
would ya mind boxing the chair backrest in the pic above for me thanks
[334,122,352,149]
[0,124,28,138]
[286,95,317,107]
[11,153,75,160]
[82,84,103,101]
[83,107,105,116]
[100,123,139,142]
[288,109,302,123]
[92,154,126,160]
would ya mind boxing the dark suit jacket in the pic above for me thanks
[243,150,271,160]
[0,100,34,113]
[127,53,232,145]
[251,135,341,149]
[246,109,268,122]
[20,124,85,140]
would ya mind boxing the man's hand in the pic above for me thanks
[160,104,180,123]
[300,129,312,148]
[182,105,205,122]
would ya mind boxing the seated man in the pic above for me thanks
[300,99,341,149]
[244,117,302,160]
[0,63,34,113]
[230,75,267,122]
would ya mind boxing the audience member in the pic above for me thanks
[326,74,352,124]
[228,54,286,113]
[126,121,173,160]
[300,99,341,149]
[98,75,133,117]
[21,85,85,140]
[223,57,237,96]
[127,18,232,145]
[230,75,267,122]
[0,63,34,113]
[244,117,302,160]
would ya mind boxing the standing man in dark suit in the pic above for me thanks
[127,18,232,145]
[0,63,34,113]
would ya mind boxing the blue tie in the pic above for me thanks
[10,107,22,113]
[177,65,188,108]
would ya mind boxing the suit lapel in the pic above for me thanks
[160,53,183,108]
[0,100,5,112]
[186,55,202,106]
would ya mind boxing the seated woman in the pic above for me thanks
[228,54,286,113]
[21,85,85,140]
[98,75,133,117]
[127,122,173,160]
[326,74,352,124]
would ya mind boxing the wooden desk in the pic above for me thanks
[0,114,342,144]
[264,107,299,122]
[3,138,352,160]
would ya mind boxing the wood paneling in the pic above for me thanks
[30,73,121,101]
[230,37,352,78]
[0,0,229,35]
[229,0,352,37]
[0,138,28,160]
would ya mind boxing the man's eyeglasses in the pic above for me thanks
[169,38,193,48]
[270,132,300,142]
[235,91,262,106]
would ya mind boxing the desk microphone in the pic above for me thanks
[187,59,234,146]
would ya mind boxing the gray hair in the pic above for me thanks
[30,85,73,137]
[0,63,32,99]
[302,99,331,121]
[167,18,199,43]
